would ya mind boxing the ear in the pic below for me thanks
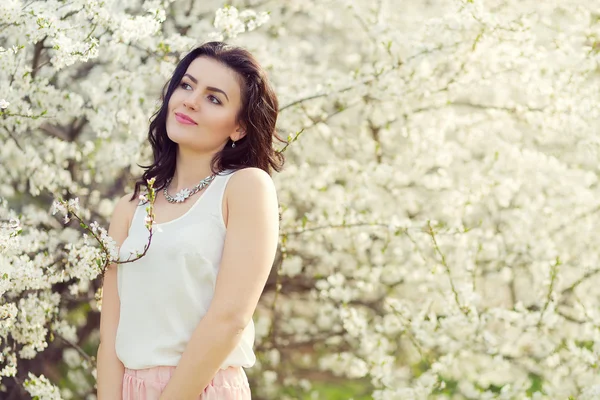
[231,124,247,141]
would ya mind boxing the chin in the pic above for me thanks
[166,121,192,144]
[166,131,207,152]
[165,126,182,144]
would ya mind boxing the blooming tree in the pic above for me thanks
[2,0,600,399]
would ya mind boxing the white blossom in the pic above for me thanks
[23,373,62,399]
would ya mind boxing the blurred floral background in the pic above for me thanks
[2,0,600,398]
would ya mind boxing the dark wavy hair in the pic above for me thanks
[131,41,285,199]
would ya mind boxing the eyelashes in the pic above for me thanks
[178,82,221,105]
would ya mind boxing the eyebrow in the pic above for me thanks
[183,73,229,102]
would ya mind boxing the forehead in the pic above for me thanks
[185,56,241,101]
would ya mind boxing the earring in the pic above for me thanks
[232,140,236,148]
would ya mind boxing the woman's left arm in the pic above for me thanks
[159,168,280,400]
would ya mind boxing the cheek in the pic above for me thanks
[168,89,186,109]
[167,95,178,112]
[212,109,238,127]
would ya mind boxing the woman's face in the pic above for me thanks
[166,56,244,152]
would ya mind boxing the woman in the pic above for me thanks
[96,41,285,399]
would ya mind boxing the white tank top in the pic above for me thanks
[115,169,256,370]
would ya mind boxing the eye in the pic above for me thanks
[208,95,222,105]
[179,82,192,90]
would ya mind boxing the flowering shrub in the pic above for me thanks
[2,0,600,399]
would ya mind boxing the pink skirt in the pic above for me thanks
[122,365,251,399]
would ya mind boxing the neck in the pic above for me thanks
[170,147,217,192]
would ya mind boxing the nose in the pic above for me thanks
[183,93,202,111]
[183,99,198,111]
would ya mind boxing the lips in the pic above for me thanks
[174,112,197,125]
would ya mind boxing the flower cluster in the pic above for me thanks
[23,372,62,399]
[212,5,270,40]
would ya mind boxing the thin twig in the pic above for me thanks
[54,331,95,366]
[427,220,469,315]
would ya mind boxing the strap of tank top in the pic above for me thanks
[211,169,237,221]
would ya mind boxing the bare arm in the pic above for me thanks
[96,194,136,399]
[159,168,280,399]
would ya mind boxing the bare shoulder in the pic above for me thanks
[109,193,139,234]
[113,192,139,217]
[228,167,275,195]
[226,168,278,212]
